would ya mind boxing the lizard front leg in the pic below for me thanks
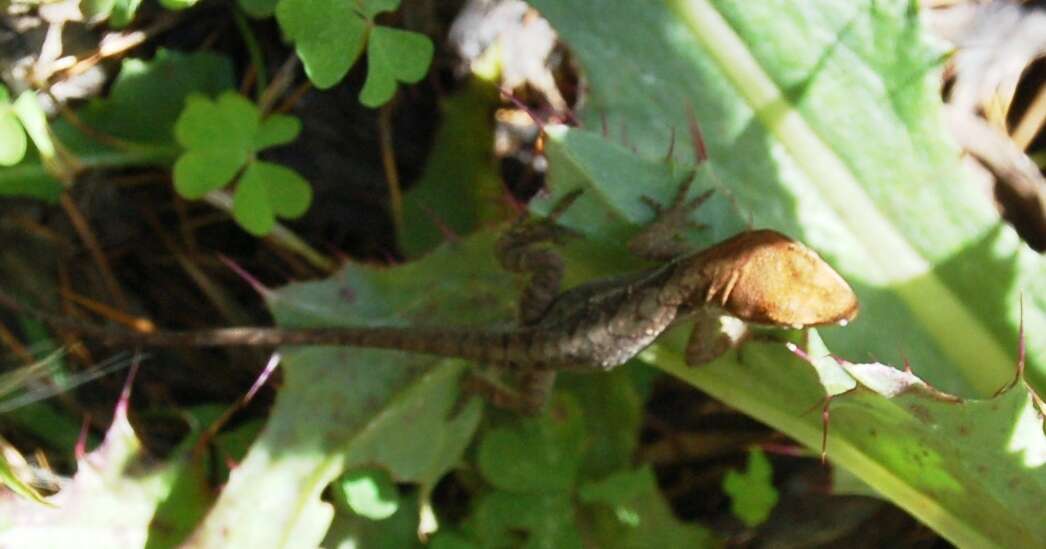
[624,169,745,366]
[627,169,712,261]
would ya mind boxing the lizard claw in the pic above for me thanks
[639,195,665,215]
[669,169,697,205]
[684,188,714,212]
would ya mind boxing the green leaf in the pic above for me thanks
[361,0,399,19]
[359,26,434,107]
[174,92,258,153]
[399,78,506,257]
[218,93,262,139]
[79,0,115,20]
[239,0,278,18]
[324,489,422,548]
[558,367,645,479]
[334,468,400,520]
[429,530,479,549]
[476,395,585,494]
[0,87,27,167]
[80,50,234,145]
[578,467,651,505]
[172,92,310,233]
[174,96,231,149]
[0,398,211,547]
[188,234,493,547]
[232,165,274,235]
[173,147,245,198]
[229,162,311,235]
[466,491,582,549]
[276,0,368,89]
[722,449,778,527]
[0,443,48,505]
[578,467,717,548]
[254,114,301,150]
[213,419,264,469]
[156,0,197,10]
[524,1,1045,545]
[1,50,231,200]
[258,162,311,217]
[108,0,142,27]
[12,91,53,160]
[532,0,1043,393]
[801,329,858,397]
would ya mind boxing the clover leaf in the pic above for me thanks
[233,162,311,235]
[722,449,778,527]
[173,91,310,236]
[275,0,432,106]
[359,26,434,108]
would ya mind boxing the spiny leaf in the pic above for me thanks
[0,395,211,547]
[399,78,505,257]
[526,2,1044,544]
[188,234,497,546]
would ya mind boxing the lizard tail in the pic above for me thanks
[0,287,524,363]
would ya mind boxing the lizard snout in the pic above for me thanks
[698,230,859,328]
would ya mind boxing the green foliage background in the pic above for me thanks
[0,0,1042,548]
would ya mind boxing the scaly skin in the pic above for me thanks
[0,175,859,412]
[12,229,856,366]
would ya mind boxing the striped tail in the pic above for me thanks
[89,324,527,365]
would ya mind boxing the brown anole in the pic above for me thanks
[0,175,859,412]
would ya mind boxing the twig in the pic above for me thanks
[59,193,127,311]
[378,103,405,235]
[59,14,182,81]
[259,54,302,115]
[232,8,268,103]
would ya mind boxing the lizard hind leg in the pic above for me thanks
[462,368,557,415]
[628,170,713,261]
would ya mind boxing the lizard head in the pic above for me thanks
[690,230,859,328]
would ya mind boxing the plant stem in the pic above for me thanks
[233,8,267,103]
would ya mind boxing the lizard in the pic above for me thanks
[0,171,859,413]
